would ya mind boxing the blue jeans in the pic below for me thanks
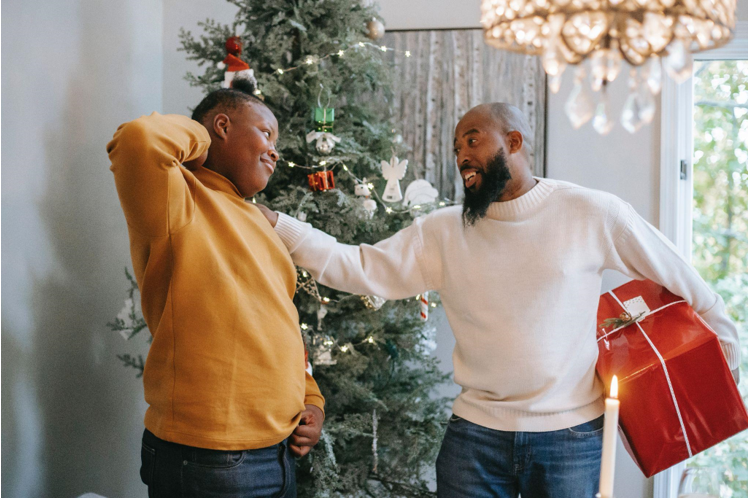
[140,429,296,498]
[436,414,603,498]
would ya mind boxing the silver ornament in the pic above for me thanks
[316,139,334,155]
[366,19,385,40]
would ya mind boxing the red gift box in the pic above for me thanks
[596,279,747,477]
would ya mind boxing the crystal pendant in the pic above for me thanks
[642,57,662,94]
[542,39,567,77]
[621,70,644,134]
[593,88,615,135]
[565,66,594,129]
[548,71,563,94]
[664,39,693,84]
[590,47,622,91]
[638,86,656,124]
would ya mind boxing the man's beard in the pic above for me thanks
[462,150,512,227]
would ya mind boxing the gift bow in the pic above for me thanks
[306,131,341,149]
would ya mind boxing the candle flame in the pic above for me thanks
[610,375,618,399]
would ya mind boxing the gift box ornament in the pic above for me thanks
[313,107,335,132]
[596,279,747,477]
[307,170,335,192]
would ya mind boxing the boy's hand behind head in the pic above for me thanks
[183,150,208,171]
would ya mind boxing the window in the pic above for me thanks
[657,22,748,499]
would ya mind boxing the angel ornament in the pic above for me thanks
[380,156,408,203]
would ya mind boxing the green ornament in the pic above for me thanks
[313,107,335,132]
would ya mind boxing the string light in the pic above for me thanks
[405,50,411,57]
[301,323,309,330]
[322,297,331,304]
[380,45,387,52]
[367,336,375,344]
[337,50,345,56]
[277,68,284,74]
[340,345,349,352]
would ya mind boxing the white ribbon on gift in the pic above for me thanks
[306,131,341,150]
[597,292,695,457]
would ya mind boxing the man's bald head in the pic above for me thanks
[463,103,533,162]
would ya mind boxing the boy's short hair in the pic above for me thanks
[191,78,269,124]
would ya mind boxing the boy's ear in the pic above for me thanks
[213,113,230,139]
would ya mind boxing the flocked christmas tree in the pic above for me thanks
[110,0,454,496]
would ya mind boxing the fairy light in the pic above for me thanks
[342,165,349,171]
[288,161,296,168]
[322,297,331,304]
[413,205,421,209]
[305,56,315,65]
[324,339,334,346]
[367,336,375,344]
[340,345,349,352]
[277,68,284,74]
[302,271,308,278]
[253,89,262,95]
[385,207,393,214]
[252,197,257,203]
[358,42,365,47]
[430,303,437,308]
[439,201,446,206]
[367,182,375,190]
[301,323,309,330]
[405,50,411,57]
[320,160,327,166]
[338,49,345,56]
[380,45,387,51]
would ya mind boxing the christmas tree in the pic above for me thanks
[111,0,454,496]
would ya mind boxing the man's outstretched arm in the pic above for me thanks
[256,205,440,300]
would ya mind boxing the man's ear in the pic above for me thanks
[506,130,523,155]
[212,113,230,140]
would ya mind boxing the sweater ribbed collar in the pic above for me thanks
[193,166,243,198]
[484,177,554,221]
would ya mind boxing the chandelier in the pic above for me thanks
[481,0,736,134]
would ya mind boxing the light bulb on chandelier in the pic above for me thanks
[481,0,736,134]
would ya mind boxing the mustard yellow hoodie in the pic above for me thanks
[107,112,324,450]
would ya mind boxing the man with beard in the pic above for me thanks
[257,103,740,497]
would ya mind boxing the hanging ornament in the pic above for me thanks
[296,211,308,222]
[381,155,408,203]
[565,66,594,129]
[355,181,378,218]
[217,36,256,89]
[306,130,341,155]
[313,106,335,132]
[402,179,439,208]
[365,18,385,40]
[361,295,386,311]
[308,170,336,192]
[592,86,615,135]
[317,304,328,330]
[621,69,646,134]
[419,292,429,321]
[664,39,694,84]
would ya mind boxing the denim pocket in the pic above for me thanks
[567,415,605,437]
[140,442,156,486]
[186,447,246,469]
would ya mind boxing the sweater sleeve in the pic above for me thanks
[605,201,741,370]
[273,212,438,299]
[303,372,325,416]
[107,112,211,236]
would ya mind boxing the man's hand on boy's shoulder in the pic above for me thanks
[289,404,324,458]
[255,204,279,227]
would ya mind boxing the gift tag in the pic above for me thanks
[623,296,650,317]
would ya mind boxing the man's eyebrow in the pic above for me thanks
[454,128,481,146]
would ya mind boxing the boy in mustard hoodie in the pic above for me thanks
[107,79,324,498]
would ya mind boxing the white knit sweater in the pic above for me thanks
[274,178,740,432]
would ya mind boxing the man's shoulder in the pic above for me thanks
[546,178,625,211]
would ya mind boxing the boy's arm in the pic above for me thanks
[606,201,741,374]
[264,210,439,300]
[107,112,210,236]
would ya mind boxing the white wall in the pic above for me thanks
[1,0,162,496]
[3,1,746,497]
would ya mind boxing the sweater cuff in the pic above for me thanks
[274,212,309,252]
[720,341,741,371]
[304,394,326,417]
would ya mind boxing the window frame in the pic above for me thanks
[655,20,748,499]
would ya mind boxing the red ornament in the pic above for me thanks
[225,36,242,56]
[307,171,336,192]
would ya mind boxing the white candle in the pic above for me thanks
[600,375,620,498]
